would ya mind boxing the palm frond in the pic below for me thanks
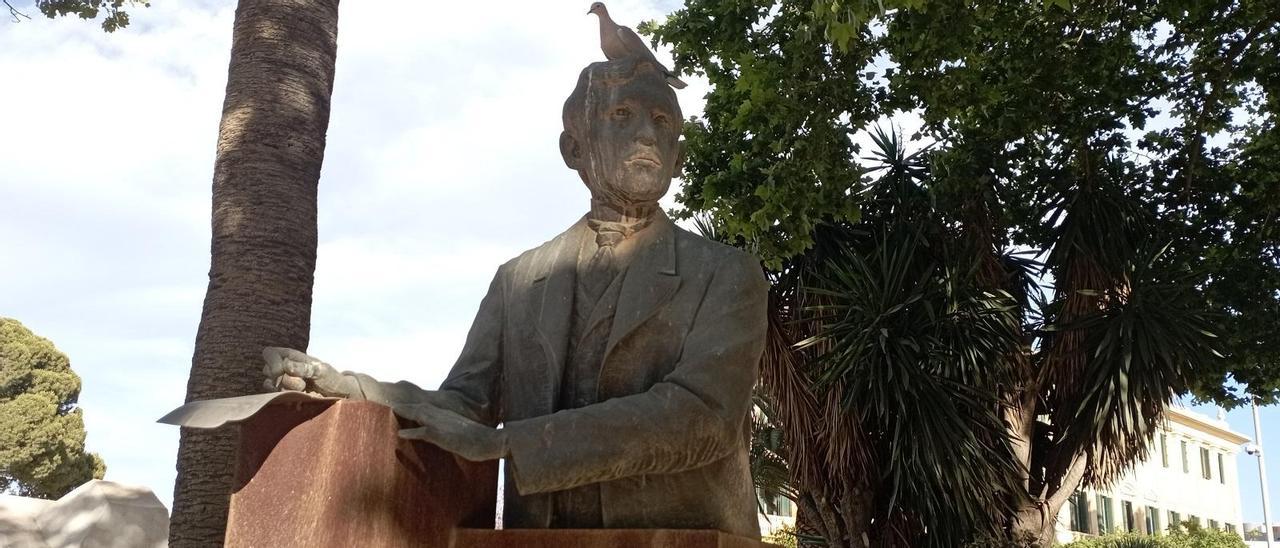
[797,229,1025,546]
[1049,246,1223,485]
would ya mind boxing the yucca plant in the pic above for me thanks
[729,127,1029,547]
[730,128,1223,547]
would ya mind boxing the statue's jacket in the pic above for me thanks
[351,211,768,538]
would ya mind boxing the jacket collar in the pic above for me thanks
[529,211,681,404]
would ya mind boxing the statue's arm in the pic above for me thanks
[346,267,507,427]
[503,251,767,494]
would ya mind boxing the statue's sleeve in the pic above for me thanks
[503,251,767,494]
[345,266,506,426]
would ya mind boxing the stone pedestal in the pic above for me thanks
[453,529,778,548]
[226,399,497,548]
[227,399,776,548]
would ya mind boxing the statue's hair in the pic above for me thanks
[562,57,680,137]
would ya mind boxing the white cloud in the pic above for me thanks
[0,0,707,511]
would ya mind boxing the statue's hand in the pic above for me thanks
[393,403,508,462]
[261,347,358,398]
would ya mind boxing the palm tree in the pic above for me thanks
[740,129,1222,547]
[739,128,1027,547]
[997,148,1222,544]
[168,1,339,546]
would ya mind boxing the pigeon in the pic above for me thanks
[587,2,688,89]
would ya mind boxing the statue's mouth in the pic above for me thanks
[626,155,662,168]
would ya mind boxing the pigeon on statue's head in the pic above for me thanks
[587,2,688,89]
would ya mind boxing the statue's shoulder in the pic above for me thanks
[495,221,583,282]
[671,224,762,274]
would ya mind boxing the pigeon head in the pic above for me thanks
[587,2,607,16]
[560,57,684,209]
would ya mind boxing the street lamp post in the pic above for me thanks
[1251,399,1275,547]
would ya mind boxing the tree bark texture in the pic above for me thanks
[169,0,338,545]
[1009,452,1088,547]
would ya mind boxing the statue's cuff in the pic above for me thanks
[341,372,369,401]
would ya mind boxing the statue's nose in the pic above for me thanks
[635,120,657,146]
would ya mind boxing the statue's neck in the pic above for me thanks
[589,198,657,226]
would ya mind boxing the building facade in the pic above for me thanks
[754,407,1250,542]
[1055,406,1251,543]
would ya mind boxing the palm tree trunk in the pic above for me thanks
[168,0,338,545]
[1009,453,1087,547]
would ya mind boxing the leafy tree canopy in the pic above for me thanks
[647,0,1280,406]
[0,317,105,499]
[6,0,147,31]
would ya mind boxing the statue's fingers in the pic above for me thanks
[391,404,421,422]
[262,349,284,378]
[398,427,433,441]
[283,348,313,361]
[278,375,306,392]
[278,358,313,379]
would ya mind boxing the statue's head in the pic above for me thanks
[560,57,684,208]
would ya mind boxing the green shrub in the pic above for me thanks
[1061,532,1161,548]
[1060,522,1246,548]
[763,523,798,548]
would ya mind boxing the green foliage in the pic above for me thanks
[649,0,1280,407]
[1062,523,1246,548]
[6,0,147,31]
[750,392,794,507]
[738,129,1028,546]
[642,2,872,264]
[1061,533,1162,548]
[764,523,800,548]
[649,0,1276,544]
[0,318,105,499]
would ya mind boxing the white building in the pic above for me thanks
[759,494,797,538]
[1055,406,1251,543]
[755,407,1251,542]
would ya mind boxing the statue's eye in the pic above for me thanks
[612,107,631,119]
[653,114,670,127]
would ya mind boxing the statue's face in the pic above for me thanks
[578,76,682,206]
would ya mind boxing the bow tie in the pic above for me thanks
[587,217,652,247]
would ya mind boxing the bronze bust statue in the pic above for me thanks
[264,54,768,538]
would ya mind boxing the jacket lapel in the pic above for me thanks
[604,213,681,362]
[530,219,584,410]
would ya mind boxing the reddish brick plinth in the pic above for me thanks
[452,529,779,548]
[224,399,777,548]
[225,399,497,548]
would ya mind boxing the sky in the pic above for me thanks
[2,0,1279,528]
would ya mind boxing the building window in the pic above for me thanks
[1219,452,1227,484]
[1123,500,1135,532]
[778,496,793,516]
[1169,510,1181,529]
[1227,523,1236,533]
[761,494,794,516]
[1182,440,1190,473]
[1146,506,1160,534]
[1201,447,1213,479]
[1161,434,1169,467]
[1069,491,1090,533]
[1098,495,1115,533]
[1188,514,1200,526]
[1210,519,1220,529]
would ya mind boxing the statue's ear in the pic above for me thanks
[560,131,584,170]
[673,139,686,177]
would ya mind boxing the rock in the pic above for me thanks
[0,494,52,548]
[0,480,168,548]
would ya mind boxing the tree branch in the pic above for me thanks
[4,0,32,22]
